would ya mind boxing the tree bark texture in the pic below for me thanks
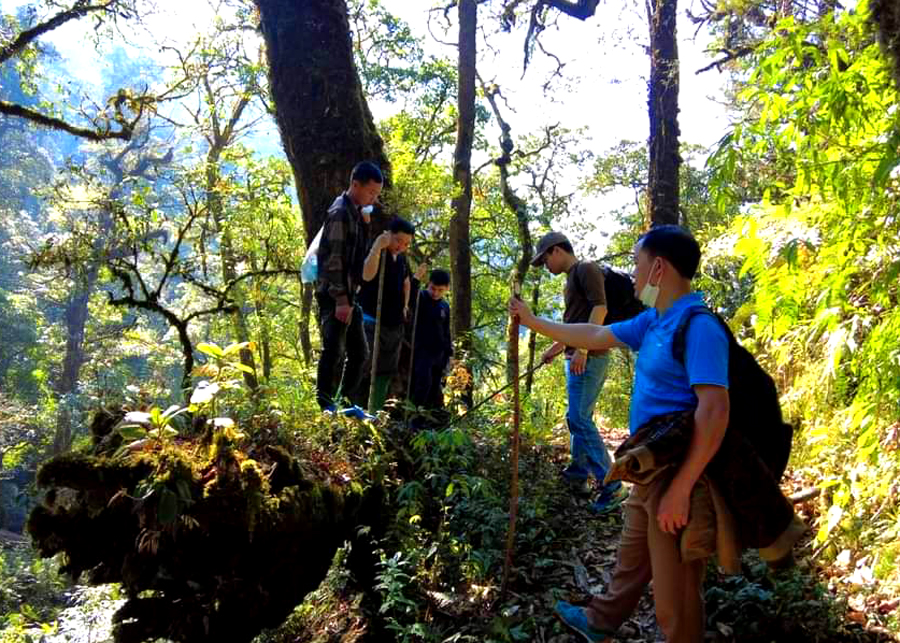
[872,0,900,89]
[253,0,391,246]
[450,0,477,368]
[647,0,681,227]
[51,267,98,455]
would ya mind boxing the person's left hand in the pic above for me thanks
[570,350,588,375]
[657,481,692,535]
[403,305,411,322]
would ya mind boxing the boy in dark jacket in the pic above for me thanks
[315,161,383,411]
[410,269,452,410]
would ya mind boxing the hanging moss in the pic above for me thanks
[872,0,900,88]
[26,425,385,643]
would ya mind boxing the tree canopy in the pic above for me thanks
[2,0,900,641]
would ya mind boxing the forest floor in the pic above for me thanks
[6,417,898,643]
[491,422,663,643]
[487,421,899,643]
[482,421,898,643]
[280,419,899,643]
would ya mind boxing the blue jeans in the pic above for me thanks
[563,353,613,485]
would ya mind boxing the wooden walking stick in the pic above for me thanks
[501,282,522,599]
[406,283,421,406]
[405,262,427,407]
[368,249,387,414]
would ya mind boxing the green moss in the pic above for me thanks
[26,418,386,643]
[36,453,151,493]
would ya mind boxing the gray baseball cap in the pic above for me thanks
[531,231,570,267]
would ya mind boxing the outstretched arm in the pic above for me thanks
[508,298,625,352]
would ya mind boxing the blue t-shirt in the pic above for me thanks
[610,292,729,434]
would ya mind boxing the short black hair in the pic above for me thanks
[350,161,383,185]
[553,241,575,256]
[429,268,450,286]
[389,217,415,235]
[638,224,701,279]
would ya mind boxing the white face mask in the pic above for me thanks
[638,259,661,308]
[639,282,660,308]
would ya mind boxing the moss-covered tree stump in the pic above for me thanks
[26,429,383,643]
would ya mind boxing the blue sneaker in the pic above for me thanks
[589,482,628,515]
[554,600,614,642]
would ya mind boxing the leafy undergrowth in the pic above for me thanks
[0,541,69,641]
[12,373,900,643]
[261,418,898,643]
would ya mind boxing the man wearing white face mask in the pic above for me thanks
[510,225,730,643]
[315,161,384,411]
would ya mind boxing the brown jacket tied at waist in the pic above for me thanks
[604,410,806,568]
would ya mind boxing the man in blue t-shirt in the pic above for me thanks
[510,225,729,643]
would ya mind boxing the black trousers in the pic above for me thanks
[316,297,368,409]
[411,356,445,410]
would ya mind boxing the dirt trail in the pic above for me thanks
[507,423,662,642]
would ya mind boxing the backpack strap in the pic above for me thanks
[672,306,732,365]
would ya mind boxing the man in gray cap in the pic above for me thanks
[532,231,625,513]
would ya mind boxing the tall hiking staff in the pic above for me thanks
[367,249,387,414]
[406,277,422,408]
[501,283,523,600]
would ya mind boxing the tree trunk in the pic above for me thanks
[253,0,391,246]
[299,282,314,365]
[207,154,259,390]
[483,84,532,385]
[51,266,98,455]
[450,0,477,382]
[872,0,900,89]
[647,0,681,227]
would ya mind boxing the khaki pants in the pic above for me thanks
[588,477,706,642]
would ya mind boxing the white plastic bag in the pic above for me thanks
[300,226,323,284]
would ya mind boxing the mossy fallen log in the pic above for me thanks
[26,424,384,643]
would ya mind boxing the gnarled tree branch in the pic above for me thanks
[542,0,600,20]
[0,99,137,141]
[0,0,117,65]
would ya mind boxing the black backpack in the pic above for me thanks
[574,264,646,324]
[672,308,794,481]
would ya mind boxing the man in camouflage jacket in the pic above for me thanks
[315,161,383,410]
